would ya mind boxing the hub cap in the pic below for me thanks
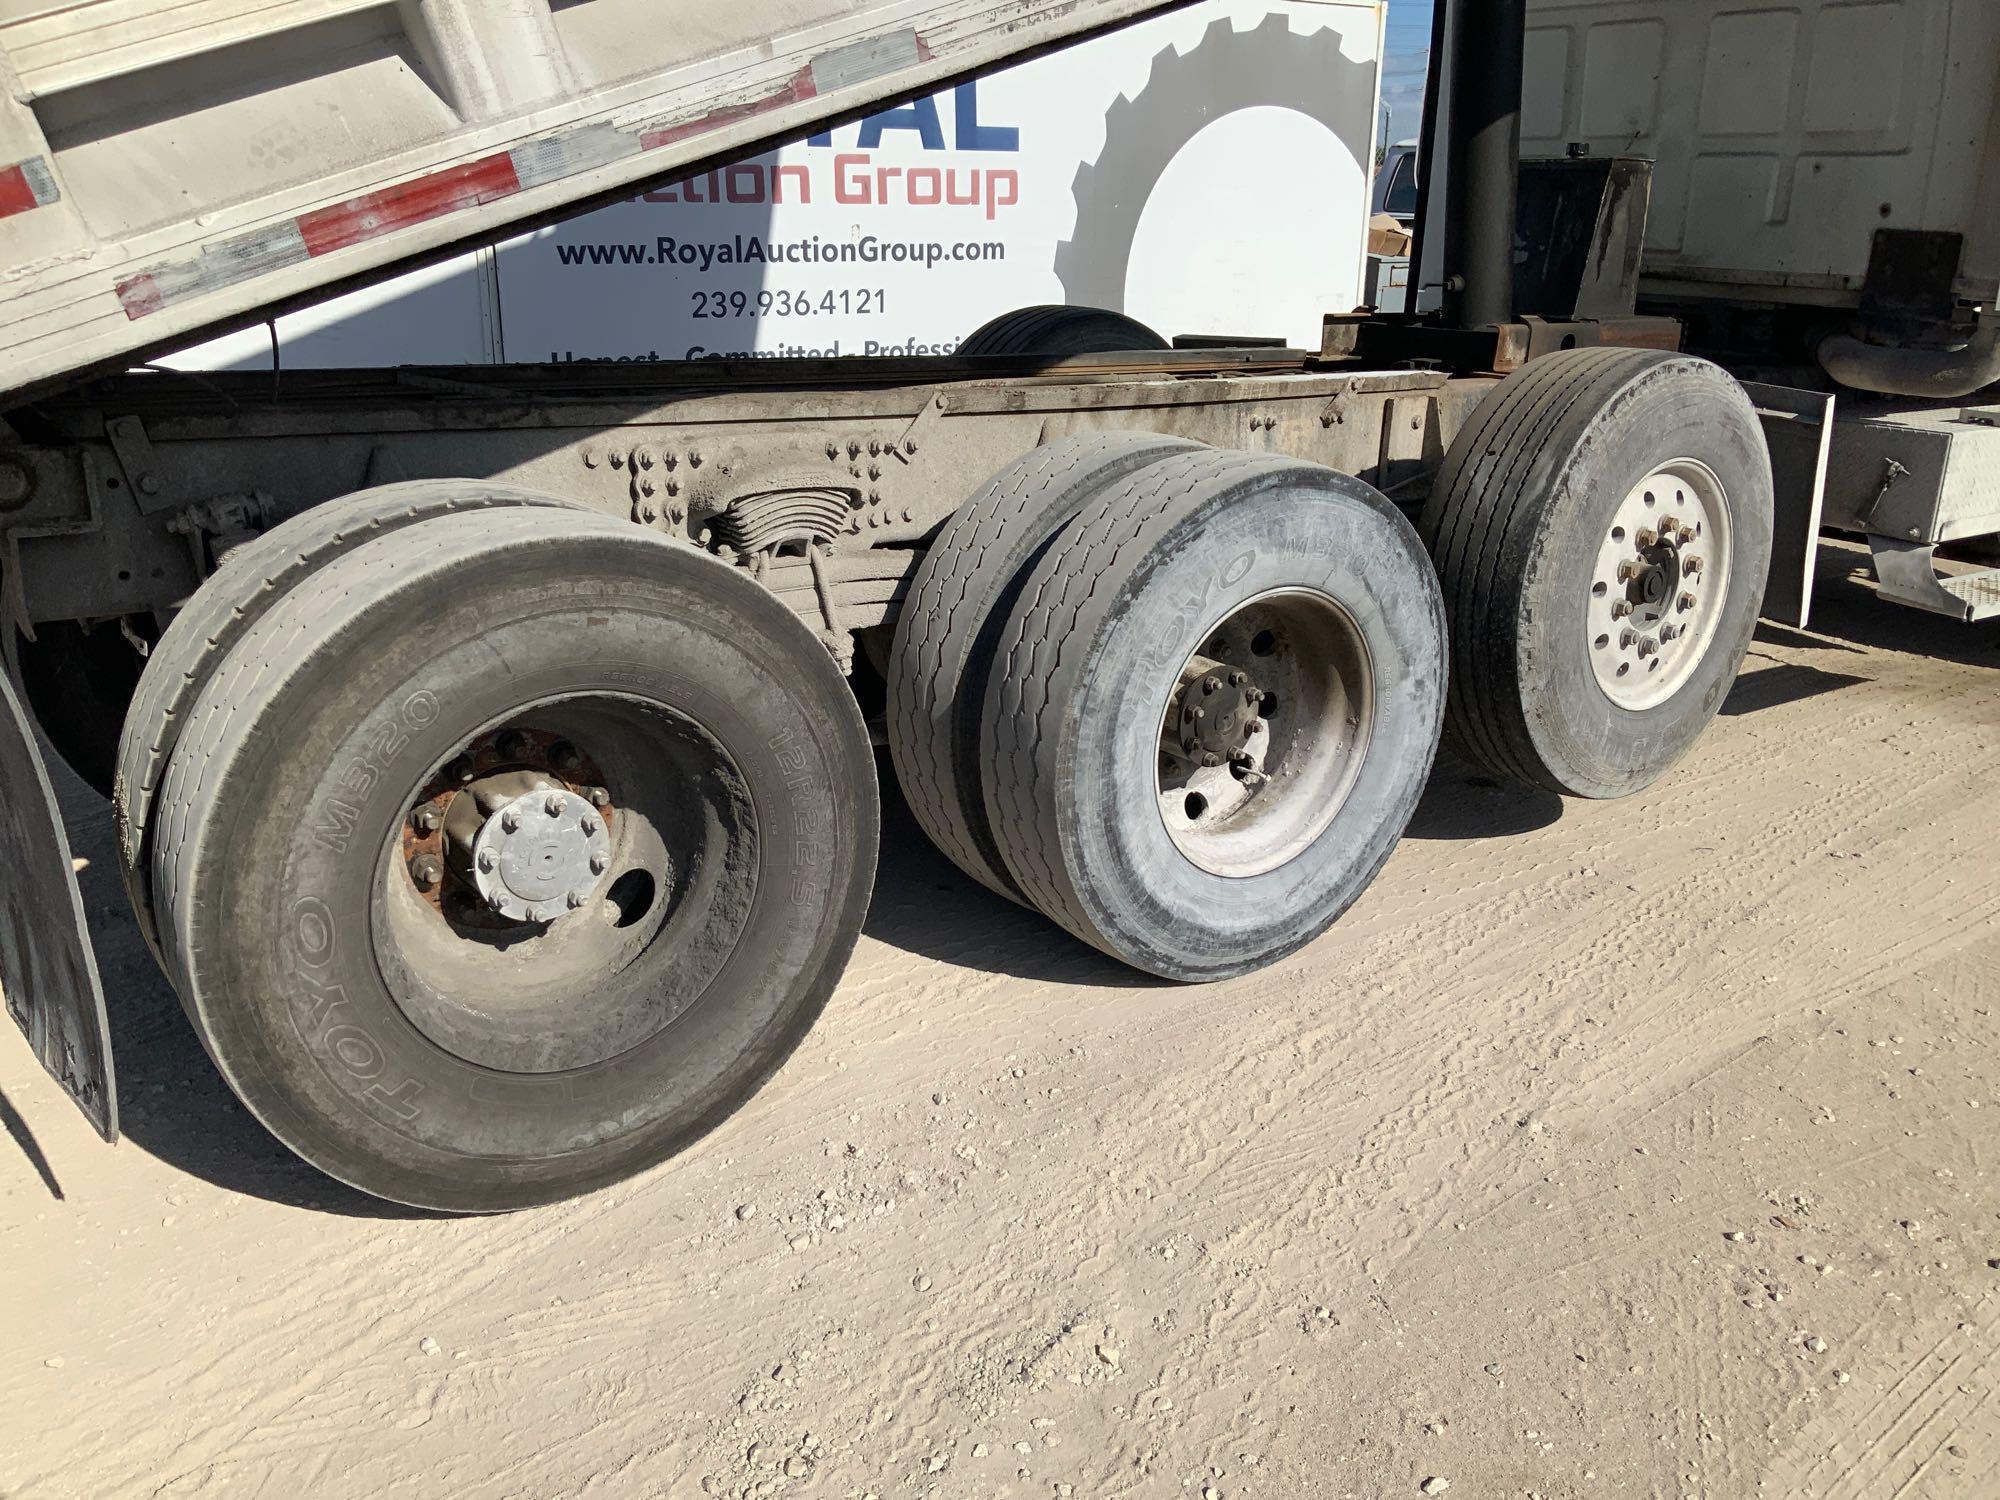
[1156,589,1374,878]
[468,787,611,923]
[1587,458,1733,710]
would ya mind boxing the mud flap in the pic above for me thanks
[0,669,117,1140]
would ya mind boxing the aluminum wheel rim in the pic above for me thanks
[1155,588,1375,878]
[1587,458,1733,710]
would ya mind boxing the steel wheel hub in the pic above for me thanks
[1587,458,1733,710]
[1155,589,1374,879]
[467,786,611,923]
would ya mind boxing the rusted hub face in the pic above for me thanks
[1172,657,1265,768]
[400,726,615,928]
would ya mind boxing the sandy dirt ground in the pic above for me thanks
[3,545,1997,1500]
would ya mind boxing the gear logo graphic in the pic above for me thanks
[1055,12,1378,313]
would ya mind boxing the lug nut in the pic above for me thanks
[1228,670,1246,686]
[1637,528,1658,548]
[580,815,598,836]
[1679,591,1697,612]
[545,793,564,817]
[1683,555,1702,575]
[588,787,611,808]
[1203,676,1221,694]
[409,854,442,889]
[567,891,587,910]
[1611,600,1634,618]
[1617,560,1641,582]
[501,809,520,833]
[1620,629,1636,649]
[1247,718,1264,733]
[478,849,497,873]
[447,757,475,784]
[412,805,441,834]
[589,852,609,875]
[1203,752,1223,768]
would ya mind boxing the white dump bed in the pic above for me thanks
[0,0,1176,400]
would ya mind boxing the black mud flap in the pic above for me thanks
[0,670,117,1140]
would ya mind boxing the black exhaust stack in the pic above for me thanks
[1440,0,1524,330]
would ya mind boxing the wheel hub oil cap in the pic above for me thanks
[470,788,611,923]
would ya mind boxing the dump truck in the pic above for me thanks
[0,0,1949,1211]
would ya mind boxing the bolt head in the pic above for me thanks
[501,809,520,834]
[1617,560,1640,582]
[589,852,609,875]
[1203,676,1221,695]
[410,854,441,888]
[413,805,440,833]
[567,891,587,910]
[580,815,598,836]
[477,849,497,873]
[1612,600,1634,618]
[1684,555,1702,575]
[545,793,564,817]
[1679,592,1697,612]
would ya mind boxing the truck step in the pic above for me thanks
[1938,567,2000,621]
[1867,537,2000,622]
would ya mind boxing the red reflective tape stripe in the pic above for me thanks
[115,272,164,320]
[640,67,816,150]
[0,163,39,220]
[296,152,520,257]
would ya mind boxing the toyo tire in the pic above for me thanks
[981,450,1446,981]
[149,508,876,1210]
[888,433,1203,900]
[1419,348,1774,799]
[114,479,589,962]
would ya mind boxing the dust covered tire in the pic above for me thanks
[957,305,1169,357]
[1419,349,1773,798]
[981,451,1446,981]
[115,480,587,960]
[150,508,876,1210]
[887,433,1201,900]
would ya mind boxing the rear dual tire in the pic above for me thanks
[893,444,1446,981]
[145,505,875,1211]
